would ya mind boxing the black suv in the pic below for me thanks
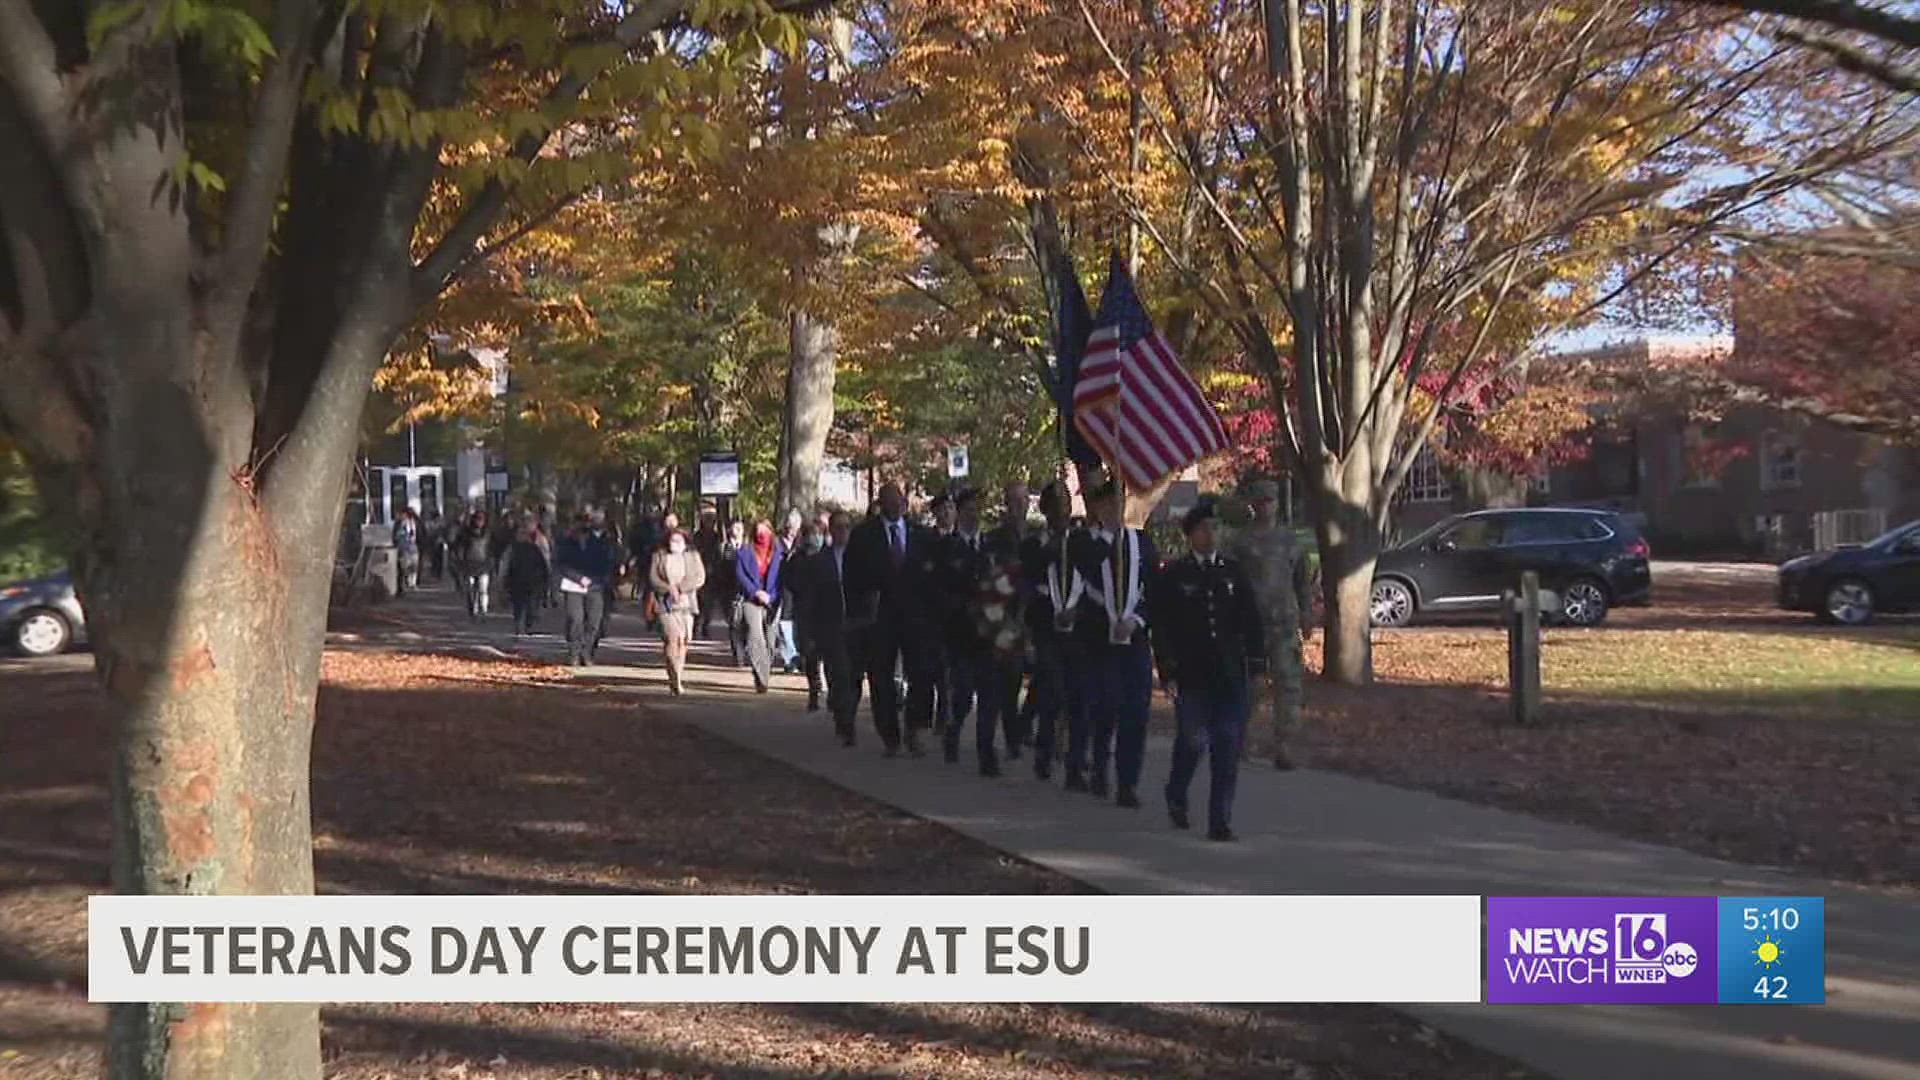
[1776,519,1920,624]
[1370,508,1651,628]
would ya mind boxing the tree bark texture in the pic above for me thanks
[780,306,838,514]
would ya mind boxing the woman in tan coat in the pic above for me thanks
[649,528,707,694]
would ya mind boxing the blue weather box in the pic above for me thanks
[1717,897,1825,1004]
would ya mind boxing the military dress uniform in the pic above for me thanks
[1018,520,1077,780]
[1224,481,1309,764]
[1153,520,1267,841]
[1068,516,1160,805]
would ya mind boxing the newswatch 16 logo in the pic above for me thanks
[1487,897,1719,1004]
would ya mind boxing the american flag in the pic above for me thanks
[1071,253,1228,490]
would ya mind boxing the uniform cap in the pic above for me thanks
[1245,480,1281,502]
[1182,499,1219,535]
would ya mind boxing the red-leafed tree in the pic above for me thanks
[1729,251,1920,443]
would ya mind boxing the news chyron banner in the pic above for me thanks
[1487,896,1826,1004]
[89,894,1826,1004]
[89,895,1483,1004]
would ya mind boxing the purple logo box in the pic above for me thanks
[1488,897,1719,1003]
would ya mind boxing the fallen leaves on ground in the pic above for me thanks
[0,651,1525,1080]
[1224,569,1920,889]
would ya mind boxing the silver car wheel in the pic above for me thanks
[1825,581,1873,625]
[1561,581,1609,627]
[15,611,69,656]
[1370,580,1413,627]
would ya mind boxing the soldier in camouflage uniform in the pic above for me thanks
[1224,480,1311,769]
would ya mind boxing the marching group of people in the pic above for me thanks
[399,475,1311,841]
[634,475,1311,843]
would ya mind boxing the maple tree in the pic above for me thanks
[1727,250,1920,443]
[0,2,822,1076]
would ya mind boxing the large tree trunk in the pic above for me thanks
[68,308,353,1078]
[1306,465,1379,686]
[97,520,330,1079]
[779,306,837,514]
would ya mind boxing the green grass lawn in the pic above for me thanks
[1545,628,1920,722]
[1362,623,1920,724]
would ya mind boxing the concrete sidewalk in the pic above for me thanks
[370,587,1920,1080]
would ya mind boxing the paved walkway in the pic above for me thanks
[367,585,1920,1080]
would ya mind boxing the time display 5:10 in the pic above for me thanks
[1742,906,1802,932]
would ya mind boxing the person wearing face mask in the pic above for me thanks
[734,519,785,692]
[649,527,707,695]
[503,521,552,637]
[775,508,807,675]
[556,510,617,666]
[784,518,833,713]
[720,518,748,664]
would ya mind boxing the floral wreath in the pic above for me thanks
[971,549,1032,664]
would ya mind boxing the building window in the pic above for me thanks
[1760,431,1802,491]
[1405,445,1451,503]
[1680,424,1723,489]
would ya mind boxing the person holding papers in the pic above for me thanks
[1153,499,1266,842]
[556,512,617,667]
[1066,476,1160,808]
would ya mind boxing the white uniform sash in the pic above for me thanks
[1096,528,1142,628]
[1046,530,1084,614]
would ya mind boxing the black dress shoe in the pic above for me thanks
[1207,826,1237,843]
[837,730,856,748]
[1115,786,1140,809]
[943,743,960,765]
[1168,804,1190,830]
[1033,759,1052,782]
[1006,744,1022,762]
[1089,774,1109,798]
[905,734,927,759]
[807,696,821,713]
[1273,747,1299,771]
[979,759,1000,778]
[1063,771,1088,792]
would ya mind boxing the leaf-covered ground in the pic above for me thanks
[0,651,1525,1080]
[1236,565,1920,889]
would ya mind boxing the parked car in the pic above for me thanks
[0,569,86,656]
[1776,519,1920,625]
[1369,508,1651,629]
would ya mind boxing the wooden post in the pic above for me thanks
[1507,570,1543,725]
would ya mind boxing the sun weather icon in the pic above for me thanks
[1753,935,1785,969]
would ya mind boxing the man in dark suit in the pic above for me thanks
[936,488,1014,775]
[1153,499,1266,841]
[1067,477,1161,807]
[842,482,938,757]
[794,510,860,744]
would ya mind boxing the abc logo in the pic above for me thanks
[1661,942,1699,978]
